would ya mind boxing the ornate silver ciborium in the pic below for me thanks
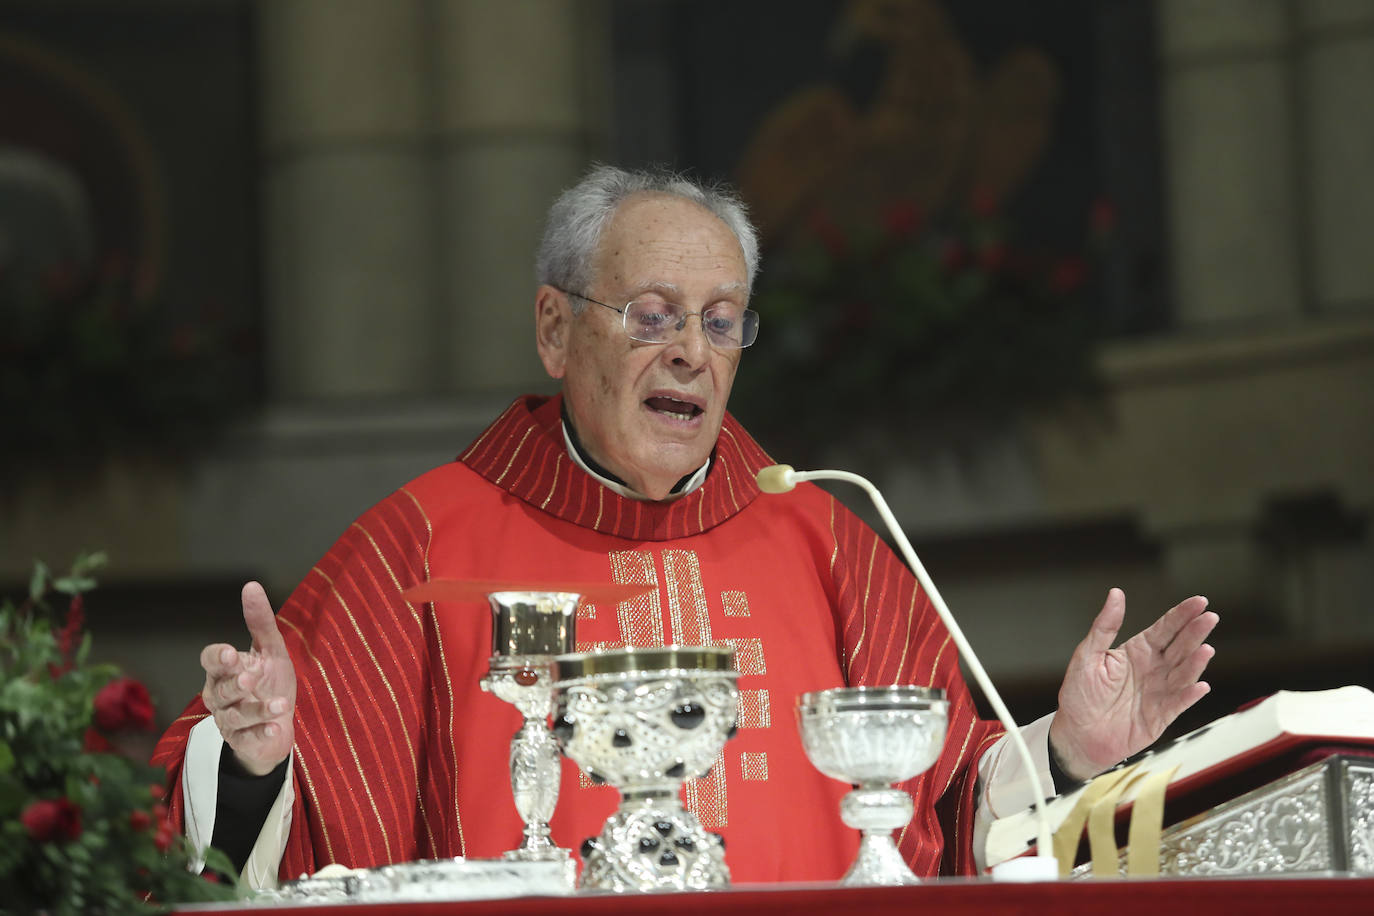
[552,646,740,892]
[478,591,578,863]
[796,686,948,886]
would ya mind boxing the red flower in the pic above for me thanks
[1090,197,1116,236]
[807,209,848,259]
[1049,256,1088,294]
[938,239,968,274]
[21,798,83,843]
[977,243,1008,273]
[83,728,113,753]
[881,200,923,239]
[93,677,155,733]
[57,594,85,664]
[149,783,167,800]
[969,186,1000,218]
[129,809,152,832]
[154,825,174,852]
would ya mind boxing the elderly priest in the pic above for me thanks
[153,165,1218,887]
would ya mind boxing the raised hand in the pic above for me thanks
[1048,588,1218,782]
[199,582,297,775]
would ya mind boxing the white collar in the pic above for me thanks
[560,421,710,503]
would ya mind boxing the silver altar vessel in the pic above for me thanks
[478,591,578,865]
[797,686,948,886]
[553,645,740,892]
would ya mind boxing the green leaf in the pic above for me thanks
[52,577,98,596]
[72,552,108,576]
[0,739,13,773]
[29,560,50,601]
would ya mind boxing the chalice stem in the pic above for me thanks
[508,716,562,856]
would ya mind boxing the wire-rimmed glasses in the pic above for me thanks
[566,291,759,349]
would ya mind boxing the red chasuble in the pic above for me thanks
[153,395,1002,883]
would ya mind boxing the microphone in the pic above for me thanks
[757,464,1058,879]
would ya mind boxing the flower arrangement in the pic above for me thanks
[734,194,1112,463]
[0,256,256,485]
[1,553,238,915]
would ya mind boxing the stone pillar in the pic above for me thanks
[1157,0,1302,327]
[259,0,438,399]
[434,0,609,394]
[1299,0,1374,316]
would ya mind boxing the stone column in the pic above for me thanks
[1299,0,1374,316]
[433,0,609,394]
[1157,0,1302,327]
[259,0,438,399]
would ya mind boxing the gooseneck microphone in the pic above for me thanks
[757,464,1058,878]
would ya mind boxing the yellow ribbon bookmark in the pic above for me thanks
[1050,763,1140,877]
[1125,765,1180,876]
[1087,767,1150,876]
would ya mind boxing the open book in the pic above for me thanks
[984,685,1374,868]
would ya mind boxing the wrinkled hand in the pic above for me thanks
[1048,588,1218,782]
[199,582,297,775]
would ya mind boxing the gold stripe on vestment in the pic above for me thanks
[399,487,464,853]
[737,689,772,729]
[663,549,713,645]
[684,749,728,829]
[847,538,878,675]
[722,637,766,677]
[280,613,390,861]
[315,560,434,853]
[740,751,769,781]
[294,750,337,864]
[540,453,564,509]
[721,589,750,618]
[494,427,534,486]
[608,550,665,647]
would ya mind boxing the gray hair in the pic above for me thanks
[536,164,760,312]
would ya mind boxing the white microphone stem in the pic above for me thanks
[792,468,1057,867]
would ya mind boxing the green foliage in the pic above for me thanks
[0,554,240,915]
[733,198,1108,464]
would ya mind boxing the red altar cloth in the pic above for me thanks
[172,875,1374,916]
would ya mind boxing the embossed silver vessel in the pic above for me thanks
[797,686,948,885]
[478,591,578,865]
[553,646,740,892]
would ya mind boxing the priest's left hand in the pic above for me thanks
[1047,588,1218,783]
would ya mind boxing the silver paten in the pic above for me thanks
[796,686,949,886]
[258,858,573,903]
[553,645,740,892]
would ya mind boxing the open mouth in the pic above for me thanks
[644,396,704,422]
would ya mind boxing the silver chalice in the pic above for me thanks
[796,686,948,886]
[478,590,579,864]
[552,646,740,892]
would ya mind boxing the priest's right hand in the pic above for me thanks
[199,581,297,776]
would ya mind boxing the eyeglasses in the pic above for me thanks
[566,291,759,350]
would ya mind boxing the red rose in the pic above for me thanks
[881,200,923,239]
[1090,197,1117,236]
[1049,256,1088,294]
[93,677,155,732]
[149,783,167,800]
[969,186,1000,218]
[21,798,82,843]
[83,728,113,753]
[129,809,152,832]
[977,243,1008,273]
[154,825,174,852]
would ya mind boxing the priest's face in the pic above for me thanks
[535,193,748,500]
